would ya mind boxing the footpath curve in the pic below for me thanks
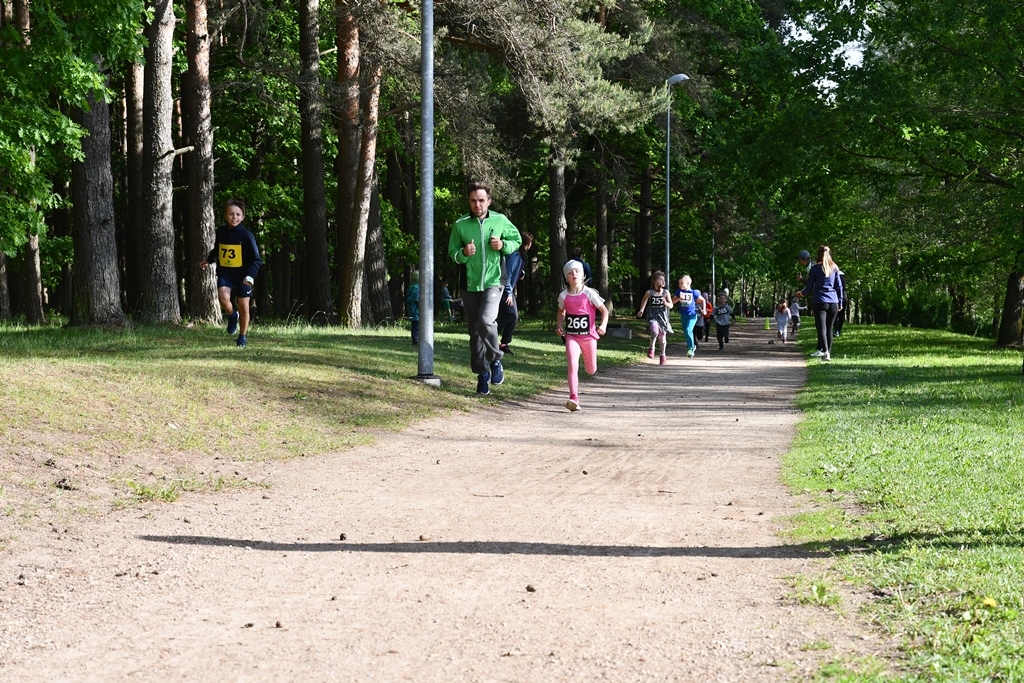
[1,321,880,682]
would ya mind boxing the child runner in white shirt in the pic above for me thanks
[555,260,609,412]
[789,297,804,335]
[774,301,792,343]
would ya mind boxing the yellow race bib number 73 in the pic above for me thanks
[218,244,242,268]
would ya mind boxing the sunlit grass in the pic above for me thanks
[784,325,1024,681]
[0,318,641,516]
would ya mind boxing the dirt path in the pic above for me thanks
[0,322,879,682]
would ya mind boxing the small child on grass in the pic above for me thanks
[555,260,609,412]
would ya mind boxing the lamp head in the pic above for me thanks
[666,73,690,86]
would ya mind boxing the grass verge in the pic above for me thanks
[0,318,641,527]
[784,325,1024,680]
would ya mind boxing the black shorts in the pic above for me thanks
[217,275,253,298]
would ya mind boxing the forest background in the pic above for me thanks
[2,0,1023,345]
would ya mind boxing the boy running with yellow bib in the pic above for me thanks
[200,199,263,347]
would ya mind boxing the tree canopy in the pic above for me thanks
[1,0,1022,342]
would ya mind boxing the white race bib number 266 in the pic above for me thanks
[565,314,590,335]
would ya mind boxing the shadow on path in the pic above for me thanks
[138,535,828,559]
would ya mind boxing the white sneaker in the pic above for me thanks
[822,352,831,362]
[810,350,824,358]
[566,399,580,412]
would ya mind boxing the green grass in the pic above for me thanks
[784,325,1024,681]
[0,318,641,515]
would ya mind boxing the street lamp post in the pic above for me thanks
[711,230,716,295]
[664,73,689,279]
[415,0,441,386]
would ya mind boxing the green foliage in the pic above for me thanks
[0,0,145,250]
[786,325,1024,680]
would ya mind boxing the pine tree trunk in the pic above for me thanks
[140,0,181,324]
[361,174,393,326]
[184,0,219,323]
[124,60,145,314]
[13,0,44,324]
[22,234,44,324]
[595,170,609,297]
[0,252,11,321]
[299,0,333,324]
[70,85,127,327]
[997,248,1024,347]
[548,145,568,294]
[334,4,360,314]
[634,164,652,307]
[338,64,382,327]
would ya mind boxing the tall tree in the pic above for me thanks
[548,145,569,292]
[361,175,393,325]
[334,5,361,323]
[183,0,219,322]
[70,81,126,326]
[0,253,9,321]
[337,57,382,327]
[139,0,179,323]
[123,60,145,313]
[634,164,653,305]
[298,0,333,324]
[12,0,45,324]
[595,163,611,309]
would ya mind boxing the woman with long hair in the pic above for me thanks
[795,245,844,362]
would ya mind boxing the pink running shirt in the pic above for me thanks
[558,287,605,341]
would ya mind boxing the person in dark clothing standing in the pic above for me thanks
[833,268,848,337]
[200,199,263,347]
[573,247,592,285]
[498,231,533,355]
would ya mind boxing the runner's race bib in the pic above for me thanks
[677,291,693,305]
[219,244,242,268]
[565,313,591,335]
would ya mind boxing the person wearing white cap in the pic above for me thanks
[555,260,608,411]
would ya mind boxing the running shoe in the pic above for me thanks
[499,344,514,356]
[226,310,239,335]
[235,335,247,347]
[810,350,825,357]
[490,360,504,385]
[686,348,695,358]
[659,354,666,365]
[476,374,491,395]
[565,399,580,412]
[822,352,831,362]
[646,347,654,359]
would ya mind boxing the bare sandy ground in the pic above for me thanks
[0,322,883,682]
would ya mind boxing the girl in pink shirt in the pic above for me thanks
[555,260,609,412]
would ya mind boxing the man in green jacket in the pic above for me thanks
[448,182,523,395]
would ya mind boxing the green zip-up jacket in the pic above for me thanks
[448,211,522,292]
